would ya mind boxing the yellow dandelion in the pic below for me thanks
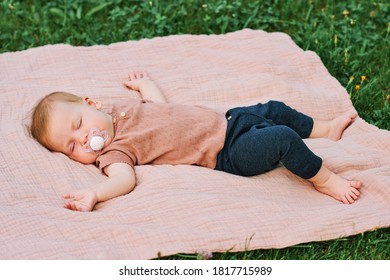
[343,10,349,17]
[361,75,366,82]
[355,84,361,91]
[386,95,390,102]
[346,76,354,87]
[370,226,379,231]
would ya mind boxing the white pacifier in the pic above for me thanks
[82,127,108,153]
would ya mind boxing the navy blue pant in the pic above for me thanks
[215,101,322,179]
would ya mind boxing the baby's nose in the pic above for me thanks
[78,132,88,145]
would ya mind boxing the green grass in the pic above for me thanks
[165,229,390,260]
[1,0,389,259]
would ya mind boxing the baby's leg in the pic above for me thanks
[308,164,362,204]
[249,101,314,138]
[228,125,322,178]
[309,112,357,141]
[226,124,361,204]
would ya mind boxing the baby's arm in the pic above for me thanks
[63,162,136,211]
[123,72,167,103]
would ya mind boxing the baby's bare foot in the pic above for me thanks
[327,112,357,141]
[314,173,362,204]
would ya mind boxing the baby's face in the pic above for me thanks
[46,98,114,164]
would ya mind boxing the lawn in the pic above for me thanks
[1,0,389,259]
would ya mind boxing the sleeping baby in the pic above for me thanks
[30,72,362,211]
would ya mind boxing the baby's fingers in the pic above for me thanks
[62,193,75,199]
[63,201,78,211]
[128,71,148,80]
[64,201,88,212]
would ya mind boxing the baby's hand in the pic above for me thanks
[123,71,167,103]
[62,189,98,212]
[123,71,152,91]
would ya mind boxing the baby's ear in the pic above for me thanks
[83,97,102,109]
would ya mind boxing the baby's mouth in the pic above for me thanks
[82,127,108,153]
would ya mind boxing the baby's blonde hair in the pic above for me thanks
[30,92,82,149]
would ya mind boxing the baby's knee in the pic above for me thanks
[262,100,286,111]
[273,126,304,153]
[276,125,300,139]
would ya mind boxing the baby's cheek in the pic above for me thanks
[72,152,97,164]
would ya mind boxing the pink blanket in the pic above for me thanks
[1,29,389,259]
